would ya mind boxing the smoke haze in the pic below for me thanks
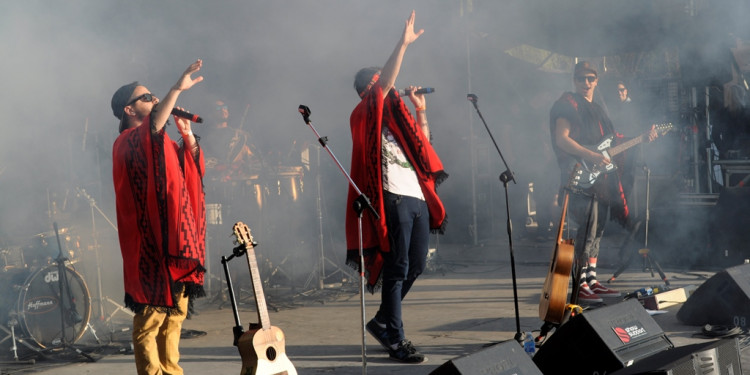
[0,1,747,299]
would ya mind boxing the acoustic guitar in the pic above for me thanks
[232,222,297,375]
[538,189,574,324]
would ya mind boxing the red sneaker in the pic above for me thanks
[589,282,621,297]
[578,286,603,303]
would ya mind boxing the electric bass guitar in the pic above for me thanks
[232,222,297,375]
[538,188,574,324]
[571,123,674,189]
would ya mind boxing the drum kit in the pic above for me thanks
[0,224,96,363]
[0,187,125,363]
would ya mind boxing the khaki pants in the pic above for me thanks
[132,289,188,375]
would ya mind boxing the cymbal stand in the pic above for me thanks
[303,145,356,291]
[77,188,133,332]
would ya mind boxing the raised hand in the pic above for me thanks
[173,59,204,92]
[402,10,424,47]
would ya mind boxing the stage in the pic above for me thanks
[2,231,748,374]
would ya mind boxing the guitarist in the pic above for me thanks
[549,61,659,303]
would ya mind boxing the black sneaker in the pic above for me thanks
[388,340,426,363]
[366,318,390,351]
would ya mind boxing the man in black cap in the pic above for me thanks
[111,59,206,375]
[549,61,659,304]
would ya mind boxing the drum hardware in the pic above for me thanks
[41,222,95,362]
[302,145,356,292]
[0,314,43,365]
[77,187,131,332]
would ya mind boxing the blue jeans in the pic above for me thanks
[375,191,430,344]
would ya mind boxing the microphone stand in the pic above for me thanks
[298,105,379,375]
[51,222,95,362]
[467,94,523,344]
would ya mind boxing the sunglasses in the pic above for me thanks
[575,76,597,83]
[216,105,228,111]
[126,93,156,107]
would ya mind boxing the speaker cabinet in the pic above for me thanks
[430,340,542,375]
[677,263,750,328]
[710,187,750,266]
[611,338,742,375]
[532,299,673,375]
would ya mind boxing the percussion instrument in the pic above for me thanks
[29,227,79,266]
[0,264,91,348]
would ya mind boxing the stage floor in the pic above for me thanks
[2,232,748,374]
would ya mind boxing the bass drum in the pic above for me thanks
[17,265,91,348]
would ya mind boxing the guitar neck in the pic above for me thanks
[244,246,272,330]
[607,133,647,158]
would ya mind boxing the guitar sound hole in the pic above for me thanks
[266,346,277,361]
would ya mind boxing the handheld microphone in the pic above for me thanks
[171,108,203,123]
[398,87,435,96]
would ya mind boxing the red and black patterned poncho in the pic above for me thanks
[346,85,447,293]
[113,116,206,312]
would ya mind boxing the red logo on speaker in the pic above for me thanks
[614,327,631,343]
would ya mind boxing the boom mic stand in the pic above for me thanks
[467,94,523,344]
[298,105,379,375]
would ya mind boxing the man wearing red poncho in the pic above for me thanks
[346,11,447,364]
[111,60,206,375]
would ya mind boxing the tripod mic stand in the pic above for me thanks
[298,105,379,374]
[50,222,96,362]
[608,166,669,286]
[467,94,523,344]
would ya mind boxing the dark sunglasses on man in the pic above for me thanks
[126,93,156,107]
[575,75,597,83]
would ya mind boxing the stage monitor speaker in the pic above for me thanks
[532,299,673,375]
[610,338,742,375]
[429,340,542,375]
[677,263,750,329]
[709,187,750,266]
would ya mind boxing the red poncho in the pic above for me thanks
[346,85,447,292]
[113,117,206,311]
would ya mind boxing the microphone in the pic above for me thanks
[171,108,203,123]
[467,94,478,103]
[398,87,435,96]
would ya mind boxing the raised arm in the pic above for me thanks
[377,10,424,99]
[152,59,204,133]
